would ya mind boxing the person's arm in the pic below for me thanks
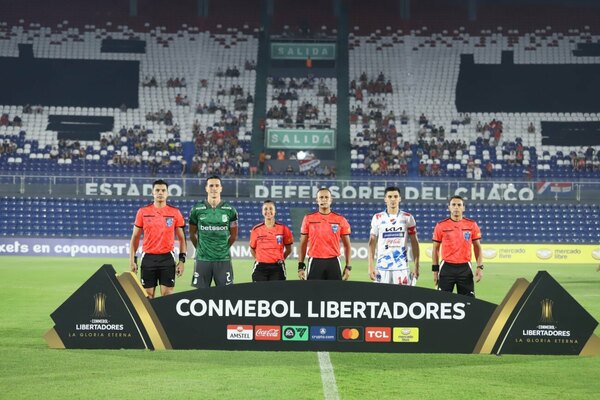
[175,227,186,277]
[597,264,600,272]
[298,234,308,280]
[432,241,441,286]
[341,234,352,281]
[228,223,238,247]
[367,234,377,281]
[283,243,292,260]
[409,233,420,279]
[129,226,142,274]
[189,224,198,248]
[473,239,483,282]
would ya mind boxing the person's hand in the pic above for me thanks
[413,262,420,279]
[433,271,439,287]
[176,261,185,277]
[298,262,306,280]
[475,266,483,283]
[130,257,138,274]
[368,266,377,281]
[342,266,351,281]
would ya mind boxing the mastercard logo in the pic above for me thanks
[342,328,360,340]
[592,249,600,260]
[482,249,497,259]
[337,327,364,342]
[536,249,553,260]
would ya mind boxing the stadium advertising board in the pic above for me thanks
[4,175,597,201]
[45,265,600,355]
[270,42,336,60]
[2,238,599,264]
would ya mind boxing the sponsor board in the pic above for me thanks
[47,266,599,355]
[255,325,281,341]
[338,327,364,342]
[393,327,419,343]
[365,327,392,342]
[422,244,599,264]
[310,326,336,341]
[227,325,253,341]
[282,326,309,341]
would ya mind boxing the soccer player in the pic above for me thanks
[189,175,238,288]
[249,200,294,281]
[431,195,483,297]
[368,186,420,285]
[129,179,186,298]
[298,188,352,280]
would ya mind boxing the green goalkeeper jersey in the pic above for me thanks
[189,200,238,261]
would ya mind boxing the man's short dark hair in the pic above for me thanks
[317,187,331,194]
[153,179,168,189]
[205,175,222,185]
[449,195,464,204]
[263,199,275,206]
[384,186,401,196]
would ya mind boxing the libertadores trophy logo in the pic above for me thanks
[93,292,108,318]
[539,298,554,324]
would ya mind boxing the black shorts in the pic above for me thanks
[252,262,286,281]
[192,260,234,288]
[438,261,475,297]
[140,253,176,288]
[307,257,342,280]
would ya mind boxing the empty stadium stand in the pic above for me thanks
[1,196,598,244]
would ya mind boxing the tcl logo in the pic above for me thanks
[365,327,391,342]
[255,325,281,341]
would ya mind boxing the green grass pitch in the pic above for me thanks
[1,256,599,400]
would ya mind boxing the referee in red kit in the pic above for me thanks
[249,200,294,281]
[431,195,483,297]
[298,187,352,280]
[129,179,186,298]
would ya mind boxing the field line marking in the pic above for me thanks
[318,351,340,400]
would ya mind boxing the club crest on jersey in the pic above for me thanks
[276,235,283,245]
[331,224,339,233]
[222,215,228,223]
[464,231,471,241]
[165,217,173,227]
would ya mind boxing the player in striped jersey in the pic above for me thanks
[368,186,420,285]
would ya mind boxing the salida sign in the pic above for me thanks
[46,266,600,355]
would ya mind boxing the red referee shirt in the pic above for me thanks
[134,203,185,254]
[301,211,351,258]
[249,222,293,263]
[432,217,481,263]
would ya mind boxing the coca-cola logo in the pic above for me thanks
[255,325,281,341]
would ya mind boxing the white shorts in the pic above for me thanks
[376,269,416,286]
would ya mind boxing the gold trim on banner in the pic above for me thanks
[473,278,530,354]
[580,334,600,356]
[117,272,172,350]
[44,327,65,349]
